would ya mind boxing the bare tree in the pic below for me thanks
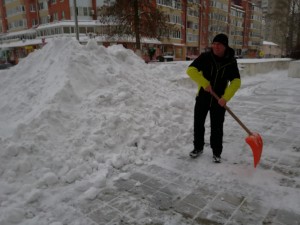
[265,0,290,46]
[98,0,174,50]
[265,0,300,57]
[295,0,300,51]
[287,0,300,58]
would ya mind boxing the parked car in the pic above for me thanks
[0,62,13,70]
[163,52,174,62]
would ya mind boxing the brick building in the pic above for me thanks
[0,0,264,64]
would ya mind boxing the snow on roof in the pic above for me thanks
[0,35,161,48]
[4,29,37,37]
[263,41,278,46]
[36,20,103,29]
[0,39,46,48]
[88,35,161,44]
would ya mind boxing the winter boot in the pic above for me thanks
[213,155,221,163]
[189,149,203,158]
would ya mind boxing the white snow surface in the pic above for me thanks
[0,37,299,225]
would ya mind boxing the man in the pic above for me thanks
[186,33,241,163]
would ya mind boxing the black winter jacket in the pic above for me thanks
[187,47,241,101]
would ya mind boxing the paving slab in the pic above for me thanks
[68,157,300,225]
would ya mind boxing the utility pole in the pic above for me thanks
[73,0,79,41]
[133,0,140,50]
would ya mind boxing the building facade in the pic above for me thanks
[0,0,264,64]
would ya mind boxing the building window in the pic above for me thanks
[6,5,25,17]
[40,16,48,24]
[156,0,172,8]
[53,12,58,21]
[63,27,70,33]
[168,14,182,25]
[30,4,36,12]
[172,30,181,39]
[83,7,88,16]
[8,19,27,30]
[55,27,62,34]
[188,0,199,3]
[32,19,38,26]
[188,8,199,17]
[39,1,48,10]
[187,33,198,42]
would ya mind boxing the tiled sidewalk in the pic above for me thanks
[71,161,300,225]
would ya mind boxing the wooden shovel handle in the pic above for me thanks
[210,90,253,136]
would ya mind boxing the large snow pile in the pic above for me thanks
[0,38,194,224]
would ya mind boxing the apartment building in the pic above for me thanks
[248,2,263,56]
[156,0,263,59]
[0,0,100,32]
[230,4,244,56]
[0,0,264,64]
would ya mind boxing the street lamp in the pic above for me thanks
[73,0,79,41]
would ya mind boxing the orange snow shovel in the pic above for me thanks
[210,91,263,168]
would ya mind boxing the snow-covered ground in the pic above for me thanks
[0,38,299,225]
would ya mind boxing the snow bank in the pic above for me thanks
[0,37,195,225]
[238,58,291,76]
[288,60,300,78]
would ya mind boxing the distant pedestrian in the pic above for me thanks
[186,33,241,163]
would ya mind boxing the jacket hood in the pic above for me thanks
[226,47,235,58]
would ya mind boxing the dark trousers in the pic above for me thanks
[194,93,226,157]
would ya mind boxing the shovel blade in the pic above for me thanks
[245,133,263,168]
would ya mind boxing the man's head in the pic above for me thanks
[212,33,228,57]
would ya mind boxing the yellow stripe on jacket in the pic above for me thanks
[186,66,241,101]
[223,78,241,101]
[186,66,210,90]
